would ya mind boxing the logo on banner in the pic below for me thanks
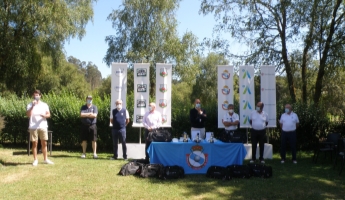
[242,100,252,110]
[241,69,251,79]
[159,99,167,108]
[222,85,230,95]
[159,84,167,93]
[222,100,229,110]
[160,68,168,77]
[137,84,147,92]
[222,70,230,79]
[137,68,147,77]
[136,115,144,123]
[242,85,252,94]
[136,99,146,108]
[115,85,122,92]
[115,68,124,77]
[242,115,250,124]
[162,115,167,124]
[186,145,208,170]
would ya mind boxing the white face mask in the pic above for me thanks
[149,106,153,111]
[256,106,261,111]
[116,104,122,110]
[195,103,201,109]
[229,109,234,114]
[87,99,92,104]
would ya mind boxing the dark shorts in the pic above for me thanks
[80,124,97,142]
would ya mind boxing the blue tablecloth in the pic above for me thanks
[147,140,247,174]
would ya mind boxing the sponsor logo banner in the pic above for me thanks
[156,64,172,127]
[217,66,234,128]
[133,63,150,127]
[239,66,255,128]
[110,63,127,126]
[260,65,277,127]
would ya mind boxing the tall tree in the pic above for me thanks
[104,0,200,96]
[0,0,96,95]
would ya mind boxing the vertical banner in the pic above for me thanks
[260,65,277,127]
[217,65,234,128]
[155,63,172,127]
[239,66,255,128]
[110,63,127,126]
[132,63,150,127]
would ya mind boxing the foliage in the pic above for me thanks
[0,0,96,95]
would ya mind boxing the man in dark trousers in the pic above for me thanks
[110,99,130,160]
[190,99,207,139]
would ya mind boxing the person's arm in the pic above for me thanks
[142,112,150,129]
[265,113,269,126]
[232,114,239,125]
[26,102,35,117]
[190,109,199,124]
[155,112,162,129]
[295,114,299,129]
[200,109,207,119]
[125,110,130,126]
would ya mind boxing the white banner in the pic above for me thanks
[239,66,255,128]
[132,63,150,127]
[155,63,172,127]
[110,63,127,126]
[217,65,234,128]
[260,65,277,127]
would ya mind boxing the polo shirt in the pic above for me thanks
[280,112,299,131]
[27,101,50,129]
[143,110,162,129]
[223,112,239,130]
[250,110,268,130]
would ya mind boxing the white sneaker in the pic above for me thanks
[44,159,54,165]
[81,154,86,158]
[281,160,285,164]
[250,160,254,163]
[32,159,38,166]
[260,160,265,164]
[293,160,297,164]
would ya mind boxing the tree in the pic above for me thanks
[104,0,200,96]
[0,0,96,95]
[200,0,345,105]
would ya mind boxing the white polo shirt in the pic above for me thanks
[250,110,268,130]
[27,101,50,129]
[280,112,299,131]
[223,112,239,130]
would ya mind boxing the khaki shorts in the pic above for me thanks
[29,128,48,141]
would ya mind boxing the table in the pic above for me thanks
[147,140,247,174]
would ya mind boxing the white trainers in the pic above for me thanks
[250,160,254,163]
[293,160,297,164]
[260,160,265,164]
[32,159,38,166]
[44,159,54,165]
[281,160,285,164]
[81,154,86,158]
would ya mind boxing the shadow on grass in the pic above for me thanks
[12,151,29,156]
[0,160,31,166]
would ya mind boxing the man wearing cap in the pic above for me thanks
[80,95,98,159]
[110,99,130,160]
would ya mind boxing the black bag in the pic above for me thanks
[206,166,227,180]
[159,165,185,179]
[231,132,246,143]
[118,161,144,176]
[219,130,233,143]
[226,165,251,179]
[148,129,172,142]
[247,163,272,178]
[140,164,164,178]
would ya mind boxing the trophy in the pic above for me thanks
[210,132,214,143]
[183,132,188,142]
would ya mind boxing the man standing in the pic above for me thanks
[190,99,207,139]
[280,104,299,164]
[249,102,268,164]
[222,104,240,133]
[26,89,54,166]
[80,95,98,159]
[110,99,130,160]
[142,102,161,163]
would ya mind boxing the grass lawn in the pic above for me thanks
[0,147,345,200]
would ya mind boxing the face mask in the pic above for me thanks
[87,99,92,104]
[285,108,289,113]
[34,96,40,101]
[149,106,153,111]
[256,106,261,111]
[229,109,234,114]
[195,103,201,109]
[116,104,122,110]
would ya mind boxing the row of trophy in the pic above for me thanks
[182,132,214,143]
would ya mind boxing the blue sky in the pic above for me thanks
[64,0,230,78]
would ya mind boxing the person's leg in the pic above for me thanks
[81,141,87,154]
[38,128,49,161]
[280,131,287,161]
[145,129,150,162]
[290,131,297,161]
[111,129,118,158]
[120,129,127,159]
[92,141,97,155]
[80,125,88,157]
[30,130,38,161]
[251,130,258,161]
[259,130,266,161]
[91,125,98,157]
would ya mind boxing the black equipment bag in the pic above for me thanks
[148,129,172,142]
[231,132,246,143]
[118,161,144,176]
[140,164,164,178]
[219,130,233,143]
[206,166,227,180]
[159,165,185,179]
[226,165,251,179]
[247,163,272,178]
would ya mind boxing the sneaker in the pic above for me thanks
[32,159,38,166]
[250,160,254,163]
[44,159,54,165]
[293,160,297,164]
[260,160,265,164]
[93,154,98,159]
[281,160,285,164]
[81,154,86,158]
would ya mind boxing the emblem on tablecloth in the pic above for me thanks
[186,145,208,170]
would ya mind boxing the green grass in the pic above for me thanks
[0,148,345,200]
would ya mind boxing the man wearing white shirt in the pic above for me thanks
[250,102,268,164]
[279,104,299,164]
[26,89,54,166]
[222,104,239,132]
[142,102,162,162]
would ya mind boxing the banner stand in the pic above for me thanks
[246,128,249,144]
[267,128,269,143]
[139,127,141,144]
